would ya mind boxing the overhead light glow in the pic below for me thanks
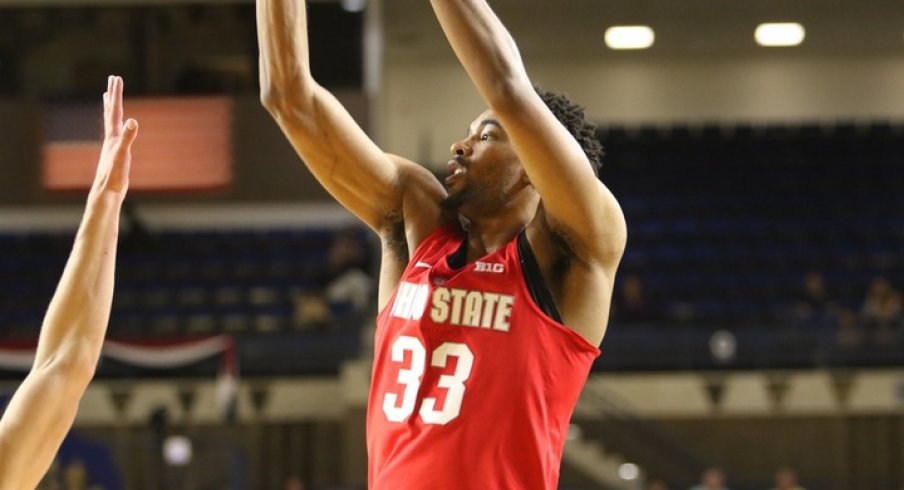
[618,462,640,480]
[605,25,655,50]
[755,23,805,47]
[341,0,366,12]
[163,435,193,466]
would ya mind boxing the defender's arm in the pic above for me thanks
[0,76,137,490]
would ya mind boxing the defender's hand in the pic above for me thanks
[93,75,138,196]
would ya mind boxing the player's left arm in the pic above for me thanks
[429,0,626,263]
[0,76,136,490]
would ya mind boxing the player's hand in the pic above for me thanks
[92,75,138,197]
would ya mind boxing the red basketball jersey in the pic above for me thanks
[367,223,600,490]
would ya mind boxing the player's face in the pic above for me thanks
[443,110,525,214]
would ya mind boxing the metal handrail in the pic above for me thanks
[576,382,713,486]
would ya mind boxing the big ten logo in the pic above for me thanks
[474,261,504,273]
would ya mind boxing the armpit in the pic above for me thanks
[548,229,575,284]
[382,215,409,263]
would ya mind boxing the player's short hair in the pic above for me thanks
[535,86,604,176]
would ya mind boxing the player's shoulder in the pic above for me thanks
[375,154,451,264]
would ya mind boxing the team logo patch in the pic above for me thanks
[474,261,505,273]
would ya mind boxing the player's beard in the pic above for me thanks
[441,180,507,218]
[441,178,490,215]
[440,186,471,213]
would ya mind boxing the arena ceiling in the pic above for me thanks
[382,0,904,59]
[0,0,901,58]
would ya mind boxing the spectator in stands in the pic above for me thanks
[646,477,672,490]
[292,287,331,331]
[323,226,374,318]
[614,273,660,323]
[879,291,904,340]
[860,276,903,344]
[689,467,729,490]
[292,226,374,330]
[61,459,95,490]
[835,308,864,346]
[768,466,806,490]
[283,475,305,490]
[791,271,839,328]
[860,276,891,321]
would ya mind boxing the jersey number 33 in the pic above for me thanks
[382,335,474,425]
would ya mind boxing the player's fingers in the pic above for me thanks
[103,76,113,138]
[112,118,139,157]
[103,75,119,139]
[119,118,139,148]
[111,76,124,135]
[105,119,138,193]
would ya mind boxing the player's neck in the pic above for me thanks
[461,195,538,262]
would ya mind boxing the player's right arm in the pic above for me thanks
[256,0,444,236]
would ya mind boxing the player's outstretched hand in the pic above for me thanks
[93,75,138,197]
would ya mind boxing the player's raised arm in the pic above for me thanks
[0,76,137,490]
[428,0,626,262]
[257,0,443,234]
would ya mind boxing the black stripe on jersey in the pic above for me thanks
[517,231,563,323]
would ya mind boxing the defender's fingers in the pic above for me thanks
[103,76,116,138]
[105,119,138,192]
[113,119,139,157]
[119,118,139,147]
[111,76,124,134]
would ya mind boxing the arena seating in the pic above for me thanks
[599,121,904,370]
[1,121,902,374]
[603,121,904,325]
[0,227,371,376]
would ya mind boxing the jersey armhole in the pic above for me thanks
[409,221,462,264]
[517,231,563,324]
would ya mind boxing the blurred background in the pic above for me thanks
[0,0,902,489]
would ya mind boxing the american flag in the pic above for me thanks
[42,97,233,192]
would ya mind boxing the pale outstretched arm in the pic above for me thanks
[0,76,137,490]
[429,0,626,262]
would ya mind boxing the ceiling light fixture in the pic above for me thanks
[755,22,805,47]
[605,25,655,50]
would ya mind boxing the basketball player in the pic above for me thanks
[0,76,137,489]
[257,0,626,487]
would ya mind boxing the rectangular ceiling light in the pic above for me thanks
[755,22,805,47]
[605,25,655,50]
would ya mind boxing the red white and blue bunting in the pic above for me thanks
[0,335,236,372]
